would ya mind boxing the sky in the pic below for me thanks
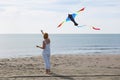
[0,0,120,34]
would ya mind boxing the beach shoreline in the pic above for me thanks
[0,54,120,80]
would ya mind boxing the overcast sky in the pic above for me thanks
[0,0,120,34]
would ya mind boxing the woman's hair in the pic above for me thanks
[43,33,48,39]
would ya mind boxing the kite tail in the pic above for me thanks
[77,25,101,30]
[77,7,85,14]
[77,25,86,27]
[57,21,65,28]
[92,26,100,30]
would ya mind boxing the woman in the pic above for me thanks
[36,30,51,74]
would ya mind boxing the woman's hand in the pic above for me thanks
[41,30,44,35]
[36,45,39,48]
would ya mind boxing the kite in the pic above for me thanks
[57,7,85,28]
[57,7,101,31]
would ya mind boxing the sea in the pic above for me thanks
[0,34,120,58]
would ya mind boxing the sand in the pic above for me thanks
[0,54,120,80]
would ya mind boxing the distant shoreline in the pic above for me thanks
[0,53,120,59]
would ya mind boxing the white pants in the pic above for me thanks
[42,53,50,69]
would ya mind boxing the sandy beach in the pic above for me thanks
[0,54,120,80]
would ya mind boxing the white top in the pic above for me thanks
[42,40,50,54]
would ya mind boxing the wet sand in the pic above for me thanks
[0,54,120,80]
